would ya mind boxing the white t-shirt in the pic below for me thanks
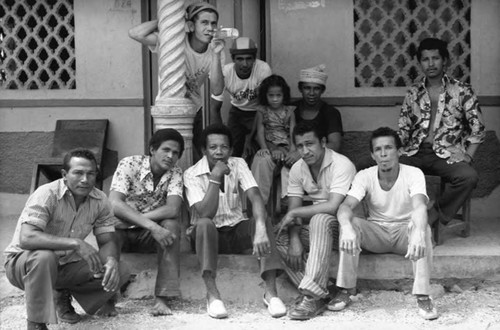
[151,36,225,108]
[212,59,272,111]
[347,164,428,225]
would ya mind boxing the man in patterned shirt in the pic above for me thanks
[398,38,485,226]
[109,129,184,316]
[183,123,286,319]
[4,149,129,330]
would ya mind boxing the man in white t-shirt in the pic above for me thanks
[211,37,272,157]
[128,2,225,160]
[329,127,439,320]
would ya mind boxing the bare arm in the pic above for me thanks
[192,160,229,219]
[246,187,271,257]
[143,195,182,221]
[209,40,225,96]
[128,20,158,47]
[95,232,121,292]
[337,195,361,256]
[20,223,103,273]
[255,112,268,151]
[405,193,429,261]
[286,192,346,221]
[326,132,342,152]
[285,196,304,271]
[109,191,177,249]
[209,98,223,124]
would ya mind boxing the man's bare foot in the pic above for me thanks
[97,299,118,317]
[151,296,173,316]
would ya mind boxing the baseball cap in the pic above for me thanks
[230,37,258,56]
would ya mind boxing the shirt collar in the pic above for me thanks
[56,178,102,200]
[139,155,153,181]
[299,147,334,174]
[420,73,451,89]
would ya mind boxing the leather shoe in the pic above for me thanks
[263,295,286,318]
[207,299,228,319]
[288,295,326,320]
[55,290,81,324]
[27,320,48,330]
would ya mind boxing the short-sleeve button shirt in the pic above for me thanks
[183,156,258,228]
[288,148,356,203]
[4,179,116,265]
[110,155,183,228]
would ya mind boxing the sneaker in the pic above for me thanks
[327,288,352,311]
[417,296,439,320]
[288,295,326,320]
[55,290,82,324]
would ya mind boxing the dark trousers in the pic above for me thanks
[116,219,181,297]
[190,217,283,278]
[5,250,130,324]
[227,106,257,157]
[400,144,478,223]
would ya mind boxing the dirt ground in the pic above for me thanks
[2,280,500,330]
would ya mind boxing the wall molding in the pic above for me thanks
[293,96,500,107]
[0,98,144,108]
[1,96,499,108]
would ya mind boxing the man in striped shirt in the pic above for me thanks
[4,149,129,330]
[277,121,356,320]
[183,123,286,319]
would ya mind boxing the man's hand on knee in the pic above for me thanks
[253,223,271,258]
[150,225,177,249]
[75,239,103,274]
[405,229,426,261]
[101,256,120,292]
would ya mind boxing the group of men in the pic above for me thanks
[5,2,485,329]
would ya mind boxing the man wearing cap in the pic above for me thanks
[211,37,272,157]
[283,65,344,169]
[129,2,225,160]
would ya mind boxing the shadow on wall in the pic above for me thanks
[0,132,118,194]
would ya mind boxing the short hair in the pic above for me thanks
[297,81,326,93]
[201,123,233,149]
[369,127,402,152]
[149,128,185,158]
[186,2,219,22]
[417,38,449,62]
[258,74,291,106]
[62,148,98,172]
[292,121,326,144]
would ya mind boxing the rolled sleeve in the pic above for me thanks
[110,159,132,195]
[183,172,206,207]
[287,163,305,198]
[93,200,117,235]
[237,159,258,191]
[167,167,184,198]
[347,172,367,202]
[19,189,57,231]
[329,160,356,196]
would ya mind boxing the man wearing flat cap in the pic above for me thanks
[211,37,272,158]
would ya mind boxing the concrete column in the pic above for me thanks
[151,0,197,170]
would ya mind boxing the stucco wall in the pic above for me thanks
[0,0,145,193]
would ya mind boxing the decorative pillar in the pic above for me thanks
[151,0,197,170]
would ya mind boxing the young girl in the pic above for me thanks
[255,74,296,161]
[250,74,296,205]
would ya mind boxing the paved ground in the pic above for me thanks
[1,191,500,329]
[2,280,500,329]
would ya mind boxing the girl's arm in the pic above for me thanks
[255,111,268,151]
[288,108,297,151]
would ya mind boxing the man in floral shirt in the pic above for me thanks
[398,38,485,226]
[109,129,184,316]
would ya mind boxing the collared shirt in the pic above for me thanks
[347,164,428,226]
[110,155,183,228]
[4,179,116,265]
[288,148,356,203]
[183,156,258,228]
[398,74,485,158]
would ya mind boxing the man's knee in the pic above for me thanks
[29,250,58,267]
[160,219,181,236]
[309,213,336,229]
[450,163,479,186]
[194,217,216,234]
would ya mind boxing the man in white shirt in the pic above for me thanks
[330,127,439,320]
[183,123,286,319]
[211,37,272,157]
